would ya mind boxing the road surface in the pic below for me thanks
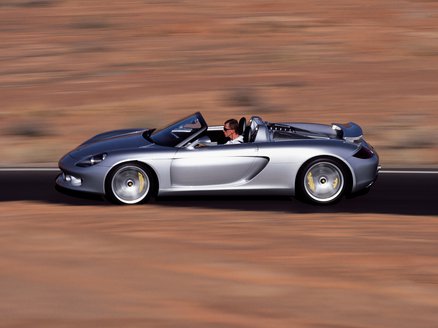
[0,169,436,215]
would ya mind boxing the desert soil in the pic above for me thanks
[0,0,437,166]
[1,202,438,328]
[0,1,438,327]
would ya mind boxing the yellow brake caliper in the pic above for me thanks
[307,172,315,192]
[332,177,339,190]
[138,172,145,192]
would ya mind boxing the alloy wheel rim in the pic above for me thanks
[111,166,150,204]
[304,162,344,202]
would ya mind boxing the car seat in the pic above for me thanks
[239,117,251,143]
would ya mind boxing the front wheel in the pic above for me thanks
[106,163,155,205]
[297,158,348,204]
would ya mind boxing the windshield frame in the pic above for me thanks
[148,112,208,148]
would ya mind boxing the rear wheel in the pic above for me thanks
[106,163,155,205]
[297,158,348,204]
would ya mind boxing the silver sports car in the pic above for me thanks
[57,112,380,205]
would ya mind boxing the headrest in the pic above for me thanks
[238,117,246,135]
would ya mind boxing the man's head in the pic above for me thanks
[223,118,239,139]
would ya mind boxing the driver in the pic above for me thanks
[223,119,243,144]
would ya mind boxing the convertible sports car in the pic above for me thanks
[57,112,380,205]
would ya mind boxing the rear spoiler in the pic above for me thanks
[331,122,363,142]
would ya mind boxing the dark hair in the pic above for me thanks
[224,118,239,132]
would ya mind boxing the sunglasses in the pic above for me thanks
[223,127,232,131]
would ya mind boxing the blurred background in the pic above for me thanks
[0,0,437,167]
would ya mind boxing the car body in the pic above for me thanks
[56,112,380,204]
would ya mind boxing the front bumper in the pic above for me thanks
[56,154,108,195]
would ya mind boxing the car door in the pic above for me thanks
[170,143,268,188]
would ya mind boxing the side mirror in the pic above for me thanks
[197,136,212,144]
[187,136,217,150]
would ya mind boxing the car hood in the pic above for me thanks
[68,130,152,159]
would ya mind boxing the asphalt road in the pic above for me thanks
[0,169,436,216]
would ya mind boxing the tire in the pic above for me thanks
[106,163,155,205]
[297,158,348,205]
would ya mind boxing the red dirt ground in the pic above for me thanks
[0,2,438,327]
[0,0,437,166]
[1,202,438,328]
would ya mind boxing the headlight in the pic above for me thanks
[76,153,107,167]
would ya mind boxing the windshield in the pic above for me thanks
[149,112,207,147]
